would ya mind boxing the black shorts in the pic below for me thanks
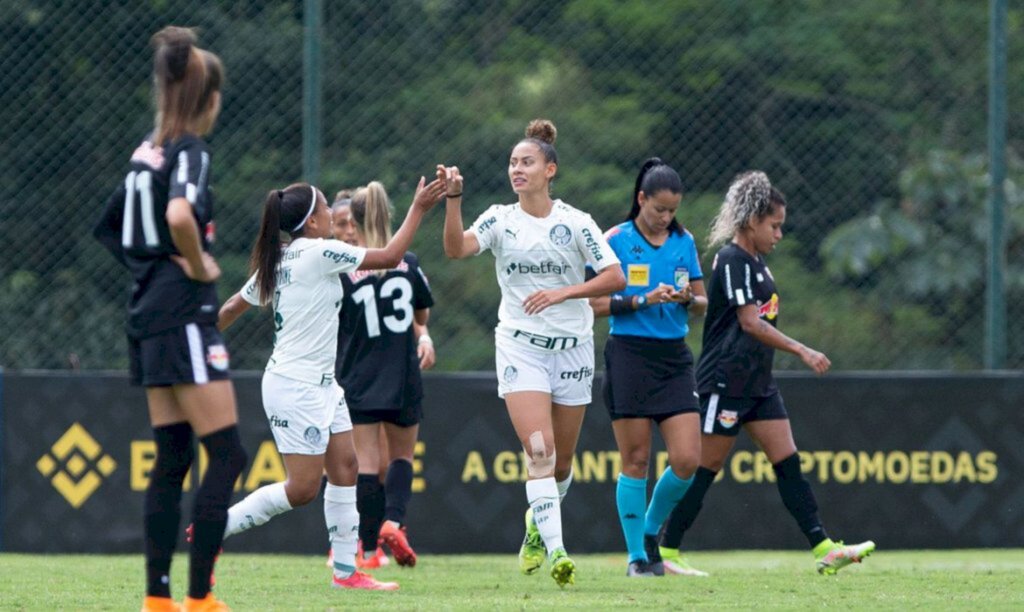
[699,392,787,436]
[603,335,699,421]
[349,402,423,428]
[128,323,231,387]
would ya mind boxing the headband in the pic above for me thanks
[291,185,318,233]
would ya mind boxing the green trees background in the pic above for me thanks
[1,0,1021,371]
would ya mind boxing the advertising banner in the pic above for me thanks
[1,371,1020,553]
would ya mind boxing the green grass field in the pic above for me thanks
[1,550,1021,610]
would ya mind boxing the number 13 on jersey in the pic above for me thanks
[350,277,414,338]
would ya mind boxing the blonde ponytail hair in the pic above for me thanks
[351,181,394,274]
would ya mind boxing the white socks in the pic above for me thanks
[526,477,564,553]
[224,481,292,539]
[557,468,573,501]
[324,484,359,579]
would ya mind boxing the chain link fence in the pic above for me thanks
[1,0,1021,372]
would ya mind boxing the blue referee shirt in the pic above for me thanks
[604,220,703,340]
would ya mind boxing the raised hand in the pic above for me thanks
[412,176,446,211]
[436,165,464,198]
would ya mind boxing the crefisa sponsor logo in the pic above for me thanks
[559,366,594,381]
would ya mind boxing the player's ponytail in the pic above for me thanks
[519,118,559,166]
[351,181,394,275]
[151,26,223,145]
[709,171,781,248]
[249,183,319,306]
[627,157,684,235]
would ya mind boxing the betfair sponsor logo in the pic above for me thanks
[37,423,117,508]
[505,261,568,276]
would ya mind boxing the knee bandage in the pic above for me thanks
[524,431,556,478]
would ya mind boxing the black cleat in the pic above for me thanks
[644,535,665,576]
[626,559,656,577]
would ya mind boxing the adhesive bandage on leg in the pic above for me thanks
[524,431,556,478]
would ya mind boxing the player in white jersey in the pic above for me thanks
[440,119,626,587]
[215,178,444,591]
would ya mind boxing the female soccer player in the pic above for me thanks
[93,26,244,612]
[657,171,875,575]
[216,177,445,591]
[590,158,708,577]
[335,182,436,569]
[440,119,626,587]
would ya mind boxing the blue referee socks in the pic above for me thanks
[616,473,648,563]
[644,467,693,537]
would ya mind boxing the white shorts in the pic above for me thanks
[261,371,352,455]
[495,335,594,406]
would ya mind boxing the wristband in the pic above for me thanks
[418,335,434,346]
[609,294,633,316]
[636,295,648,310]
[446,192,463,198]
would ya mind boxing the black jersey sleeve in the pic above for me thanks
[717,248,755,308]
[93,184,127,266]
[405,253,435,310]
[168,140,211,212]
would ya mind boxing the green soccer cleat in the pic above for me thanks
[518,508,546,575]
[659,546,710,577]
[549,548,576,587]
[815,539,876,575]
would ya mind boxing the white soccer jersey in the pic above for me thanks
[242,237,366,385]
[471,199,620,346]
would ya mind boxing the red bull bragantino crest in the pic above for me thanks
[757,293,779,320]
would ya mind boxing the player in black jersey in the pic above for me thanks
[335,182,436,569]
[657,171,874,575]
[93,27,246,612]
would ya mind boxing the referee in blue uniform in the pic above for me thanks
[590,158,707,576]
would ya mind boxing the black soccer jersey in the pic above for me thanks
[696,243,780,398]
[94,135,219,338]
[336,252,434,413]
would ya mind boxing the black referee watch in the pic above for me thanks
[635,295,648,310]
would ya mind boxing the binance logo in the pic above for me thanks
[36,423,117,508]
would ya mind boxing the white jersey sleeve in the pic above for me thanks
[575,213,620,272]
[240,272,261,306]
[469,204,504,255]
[317,239,367,275]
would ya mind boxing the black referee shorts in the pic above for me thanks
[128,323,231,387]
[698,392,788,437]
[603,335,699,422]
[349,402,423,428]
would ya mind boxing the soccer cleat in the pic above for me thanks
[518,508,546,575]
[815,539,876,575]
[643,535,665,576]
[141,596,183,612]
[332,571,399,591]
[182,594,230,612]
[626,559,655,577]
[549,548,576,587]
[355,541,391,570]
[379,521,417,567]
[659,546,710,577]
